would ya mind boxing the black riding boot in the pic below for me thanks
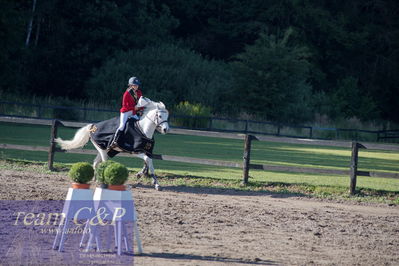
[109,130,123,150]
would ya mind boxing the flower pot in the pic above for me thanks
[71,182,90,189]
[108,185,126,191]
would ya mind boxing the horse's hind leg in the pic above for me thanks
[92,139,109,169]
[93,153,102,169]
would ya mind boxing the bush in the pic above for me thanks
[172,101,212,129]
[68,162,94,184]
[104,163,129,185]
[95,160,117,184]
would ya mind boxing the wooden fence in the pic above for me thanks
[2,100,399,142]
[1,116,399,195]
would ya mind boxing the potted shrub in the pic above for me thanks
[103,162,129,191]
[95,160,117,188]
[68,162,94,189]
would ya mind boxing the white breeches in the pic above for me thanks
[117,111,133,131]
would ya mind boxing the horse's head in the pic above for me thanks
[153,103,170,134]
[139,97,170,134]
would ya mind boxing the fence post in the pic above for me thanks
[37,105,42,119]
[242,134,253,185]
[349,141,359,195]
[48,119,60,171]
[309,127,313,139]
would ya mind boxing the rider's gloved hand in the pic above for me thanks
[136,109,143,116]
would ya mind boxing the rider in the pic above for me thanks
[109,76,143,149]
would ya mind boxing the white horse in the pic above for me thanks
[55,97,169,190]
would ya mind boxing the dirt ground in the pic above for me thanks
[0,168,398,266]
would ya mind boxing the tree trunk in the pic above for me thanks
[25,0,37,47]
[34,17,41,47]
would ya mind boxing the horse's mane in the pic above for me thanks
[139,98,167,119]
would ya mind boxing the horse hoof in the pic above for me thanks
[155,185,162,191]
[136,173,143,178]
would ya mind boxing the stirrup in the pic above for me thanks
[107,142,117,151]
[107,139,120,151]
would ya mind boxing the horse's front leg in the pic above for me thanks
[137,154,160,191]
[136,162,149,178]
[147,157,161,191]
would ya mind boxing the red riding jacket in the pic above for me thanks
[120,89,142,114]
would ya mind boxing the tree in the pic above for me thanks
[231,28,313,123]
[85,43,233,112]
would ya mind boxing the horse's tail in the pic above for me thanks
[55,124,92,150]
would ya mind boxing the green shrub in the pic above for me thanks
[95,160,117,184]
[104,163,129,185]
[68,162,94,184]
[172,101,212,129]
[174,101,212,117]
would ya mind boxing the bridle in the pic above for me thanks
[142,108,169,131]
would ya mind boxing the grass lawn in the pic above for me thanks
[1,121,398,203]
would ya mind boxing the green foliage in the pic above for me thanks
[174,101,212,116]
[329,77,379,121]
[85,43,234,112]
[172,101,212,128]
[95,160,117,184]
[68,162,94,184]
[96,160,129,185]
[231,28,313,123]
[104,162,129,185]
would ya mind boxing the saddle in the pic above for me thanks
[89,117,154,158]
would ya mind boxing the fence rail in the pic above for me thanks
[1,116,398,195]
[1,100,398,142]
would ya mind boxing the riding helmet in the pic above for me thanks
[128,77,141,86]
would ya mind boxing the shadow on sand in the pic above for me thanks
[138,252,279,265]
[133,182,307,199]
